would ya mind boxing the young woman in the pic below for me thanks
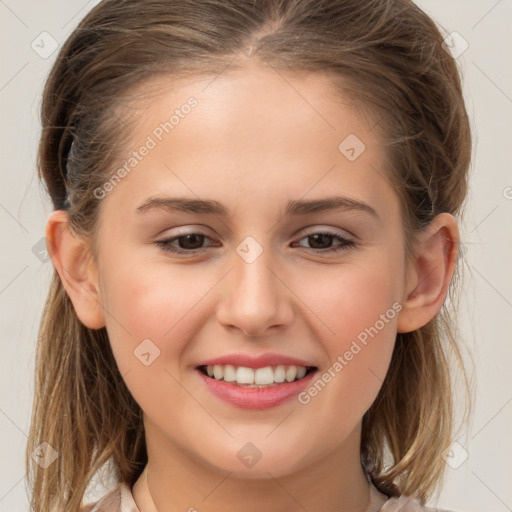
[26,0,471,510]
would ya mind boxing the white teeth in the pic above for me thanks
[274,365,286,383]
[254,367,274,385]
[203,364,312,386]
[213,365,223,380]
[285,366,297,382]
[223,364,236,382]
[236,366,254,384]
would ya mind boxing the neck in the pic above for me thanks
[133,418,377,512]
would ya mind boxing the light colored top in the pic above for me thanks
[82,481,453,512]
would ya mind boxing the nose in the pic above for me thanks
[215,244,294,337]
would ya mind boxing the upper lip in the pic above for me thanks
[195,352,318,369]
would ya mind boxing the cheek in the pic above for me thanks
[294,254,402,416]
[296,251,403,343]
[98,257,214,372]
[97,260,214,418]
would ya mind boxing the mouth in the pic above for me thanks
[197,364,318,388]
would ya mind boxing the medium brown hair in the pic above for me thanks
[27,1,472,510]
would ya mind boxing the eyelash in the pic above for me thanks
[154,231,356,255]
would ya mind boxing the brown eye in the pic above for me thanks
[307,233,335,249]
[155,232,217,254]
[294,231,355,253]
[175,233,206,250]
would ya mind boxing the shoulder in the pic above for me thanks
[80,482,140,512]
[380,495,458,511]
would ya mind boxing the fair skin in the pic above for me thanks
[47,63,458,512]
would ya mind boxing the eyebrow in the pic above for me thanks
[136,195,380,220]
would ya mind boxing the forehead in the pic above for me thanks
[100,63,397,222]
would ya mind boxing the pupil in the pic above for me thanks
[310,233,332,249]
[180,234,204,249]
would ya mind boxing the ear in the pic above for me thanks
[396,212,459,333]
[45,210,106,329]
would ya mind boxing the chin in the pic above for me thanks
[197,439,312,480]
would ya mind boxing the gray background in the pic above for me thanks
[1,1,511,510]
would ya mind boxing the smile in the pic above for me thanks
[198,364,317,387]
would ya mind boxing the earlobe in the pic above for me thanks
[45,210,106,329]
[396,213,459,333]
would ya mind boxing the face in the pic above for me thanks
[92,63,410,477]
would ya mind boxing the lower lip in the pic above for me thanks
[196,369,317,409]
